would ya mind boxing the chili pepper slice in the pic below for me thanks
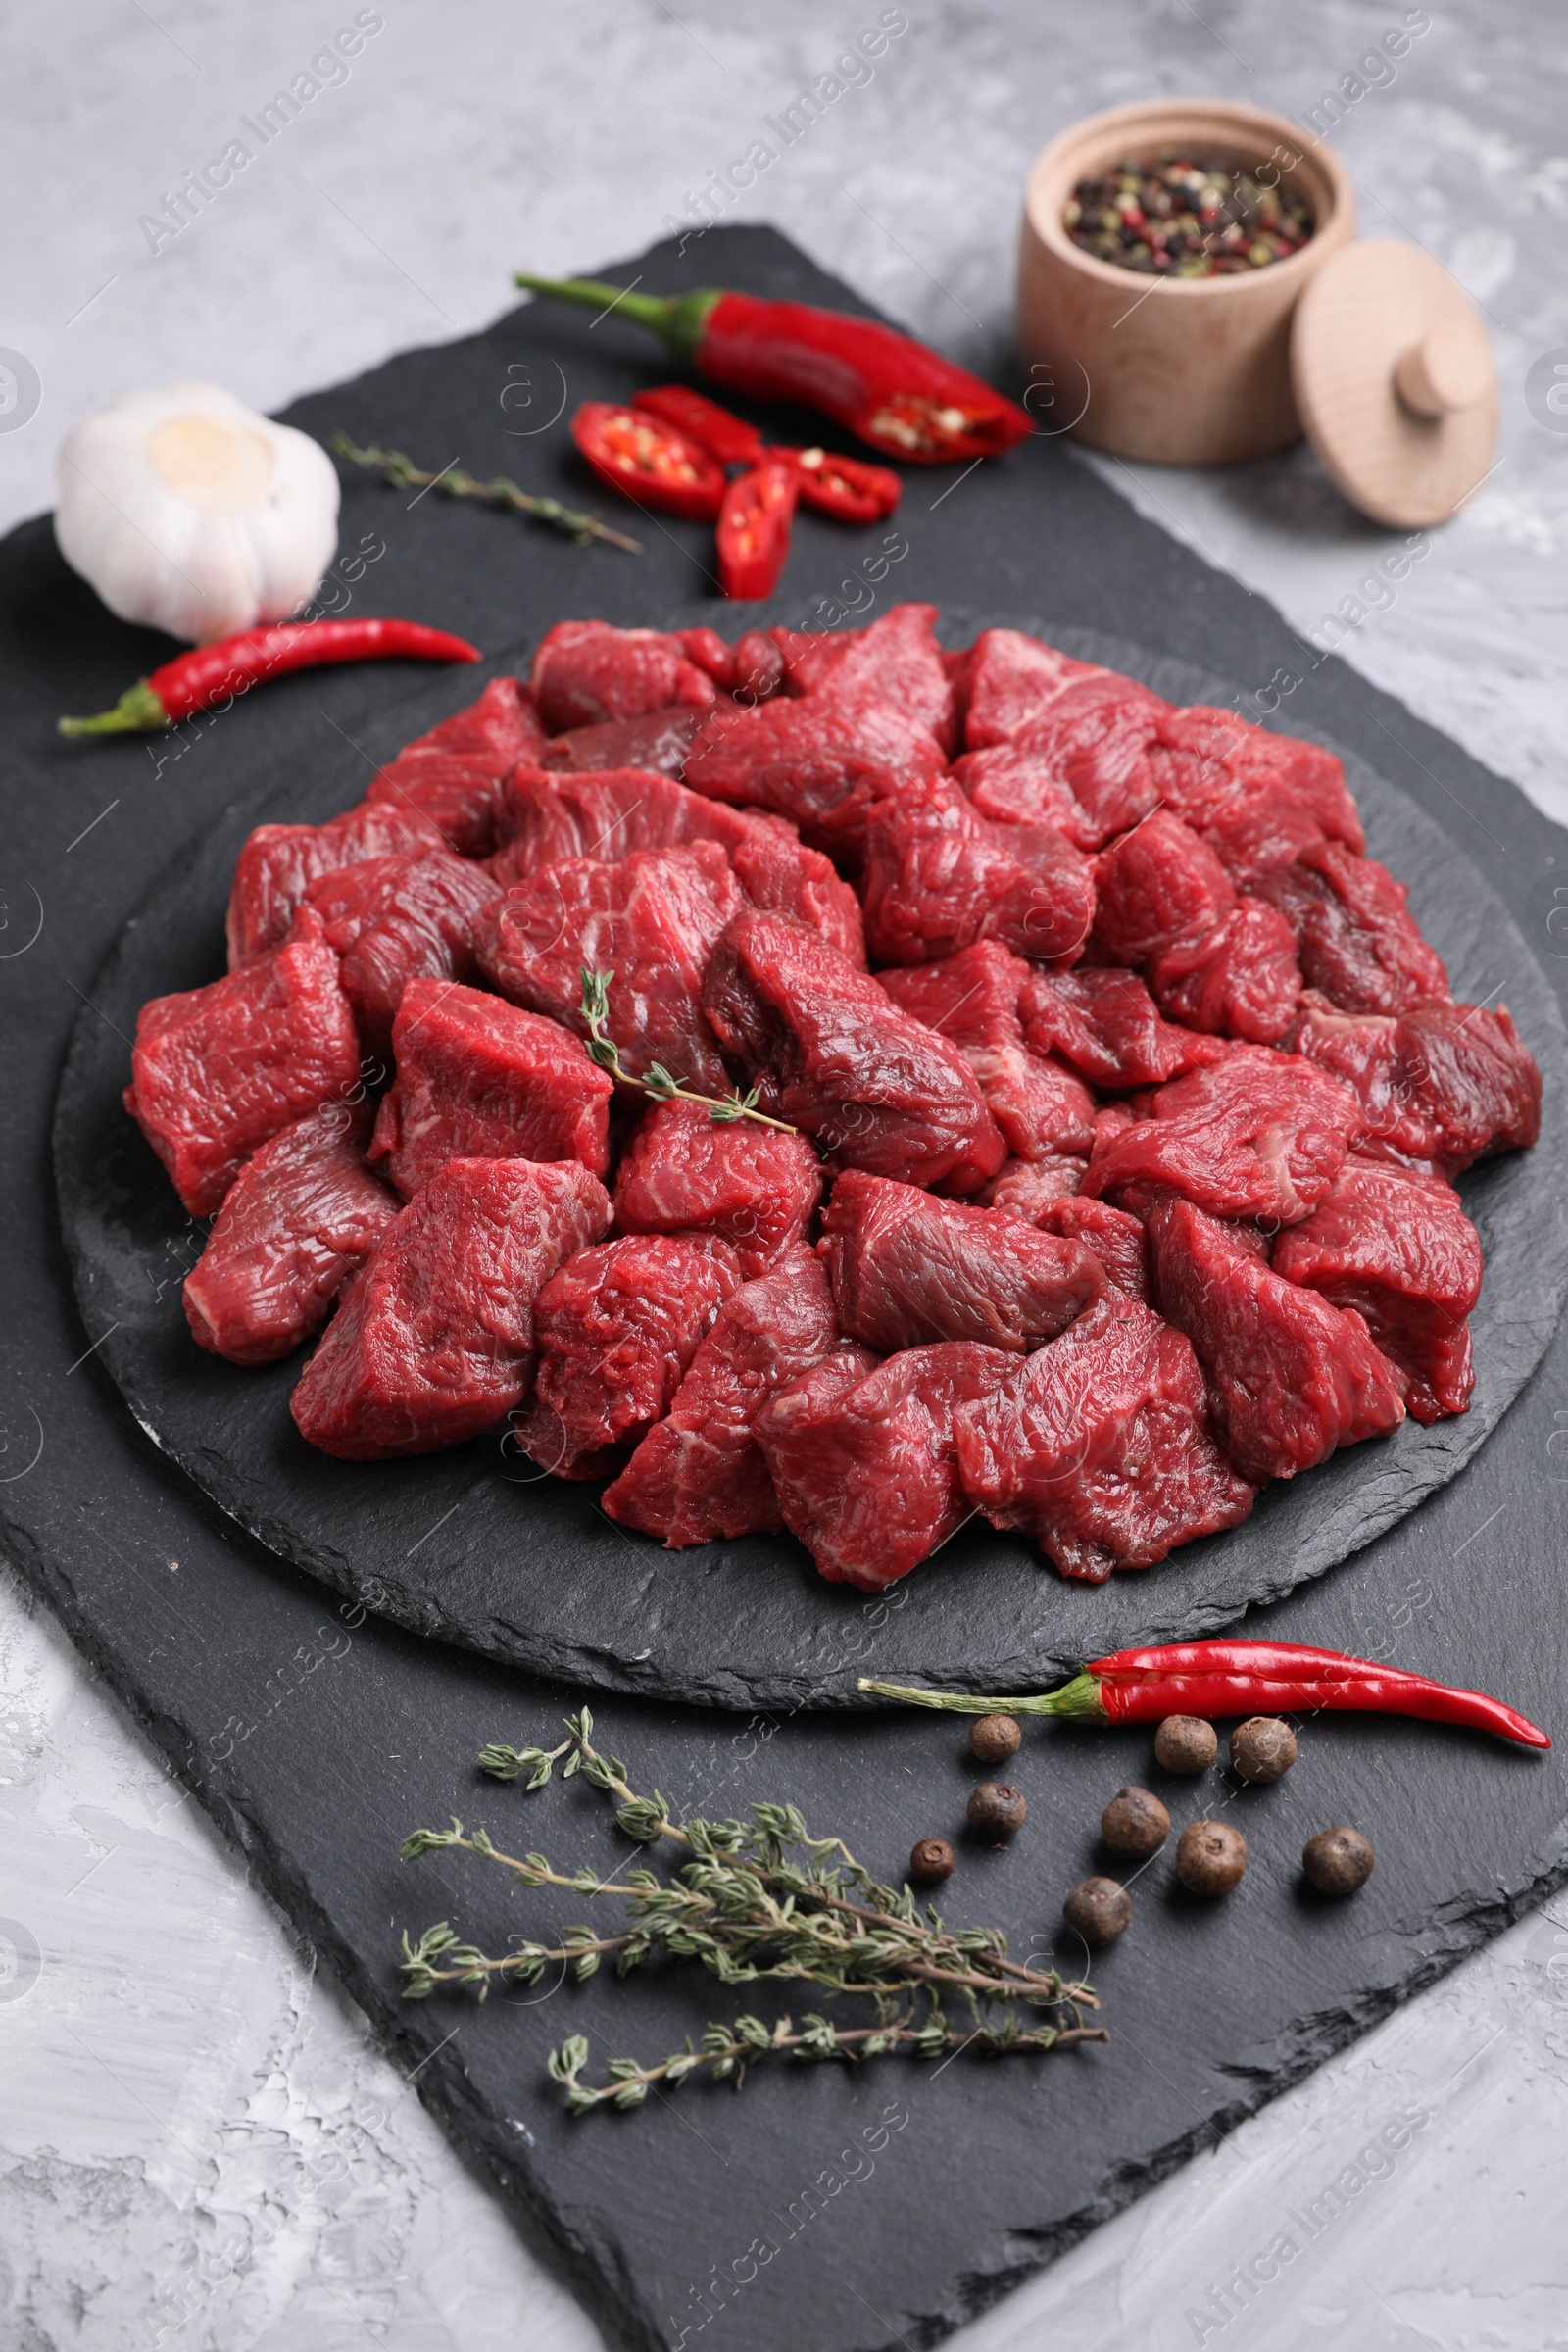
[632,383,762,466]
[518,274,1033,465]
[59,618,481,737]
[716,459,799,600]
[772,444,902,523]
[860,1637,1550,1749]
[569,400,725,520]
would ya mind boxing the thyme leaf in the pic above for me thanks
[578,966,796,1133]
[330,433,642,553]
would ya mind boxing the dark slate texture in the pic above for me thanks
[53,616,1568,1707]
[4,227,1568,2352]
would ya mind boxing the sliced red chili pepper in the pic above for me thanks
[569,401,725,520]
[771,444,902,523]
[59,619,481,736]
[716,459,799,600]
[632,383,761,466]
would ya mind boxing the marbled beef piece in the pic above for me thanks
[1090,809,1237,969]
[1271,1158,1482,1424]
[479,842,745,1097]
[1190,781,1329,888]
[512,1233,742,1480]
[953,627,1101,751]
[126,906,362,1218]
[368,980,612,1197]
[726,823,867,967]
[300,849,503,1055]
[876,943,1098,1161]
[363,677,548,857]
[1148,705,1364,853]
[758,1342,1014,1591]
[1283,992,1541,1171]
[683,695,947,860]
[1148,1194,1407,1480]
[601,1248,844,1545]
[952,741,1101,850]
[953,1292,1256,1581]
[529,620,718,732]
[861,779,1096,967]
[611,1098,824,1277]
[225,803,448,967]
[760,605,956,747]
[1251,841,1449,1014]
[702,910,1007,1195]
[290,1156,610,1459]
[1032,1197,1151,1300]
[182,1103,399,1365]
[1019,965,1226,1090]
[1084,1044,1365,1224]
[998,672,1172,841]
[1150,897,1302,1044]
[821,1170,1104,1353]
[979,1156,1088,1216]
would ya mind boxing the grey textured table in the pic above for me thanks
[4,4,1568,2346]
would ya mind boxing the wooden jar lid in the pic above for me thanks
[1291,238,1497,528]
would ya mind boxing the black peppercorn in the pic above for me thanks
[968,1712,1021,1764]
[1176,1819,1247,1895]
[1153,1715,1217,1774]
[1101,1785,1170,1859]
[1302,1826,1374,1895]
[907,1836,956,1886]
[966,1782,1026,1842]
[1229,1716,1298,1784]
[1063,1876,1132,1947]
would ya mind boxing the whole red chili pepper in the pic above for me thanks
[632,383,762,466]
[569,400,725,519]
[59,619,481,737]
[861,1638,1550,1749]
[716,458,800,600]
[517,273,1032,464]
[772,444,903,523]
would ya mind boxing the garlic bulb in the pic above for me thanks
[55,381,340,643]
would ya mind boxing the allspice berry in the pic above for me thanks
[908,1836,956,1886]
[1063,1876,1132,1947]
[1176,1819,1247,1895]
[968,1712,1021,1765]
[1302,1826,1374,1895]
[1229,1716,1298,1784]
[966,1782,1026,1842]
[1153,1715,1217,1774]
[1101,1785,1170,1859]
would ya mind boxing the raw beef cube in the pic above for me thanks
[1271,1159,1481,1424]
[860,779,1096,966]
[1091,809,1236,968]
[368,980,612,1196]
[1284,993,1541,1171]
[479,842,745,1096]
[529,620,717,732]
[953,742,1101,850]
[512,1233,742,1479]
[1252,841,1449,1014]
[611,1098,824,1277]
[757,606,956,745]
[400,675,545,771]
[1147,1194,1407,1479]
[821,1170,1104,1353]
[954,628,1100,750]
[702,910,1007,1194]
[1150,898,1302,1043]
[491,764,758,876]
[1084,1045,1365,1224]
[757,1342,1013,1590]
[537,704,717,777]
[726,824,867,967]
[1002,672,1171,840]
[1193,781,1328,887]
[1020,965,1227,1088]
[339,858,502,1057]
[1033,1197,1150,1300]
[125,906,362,1217]
[1151,706,1363,852]
[675,626,739,688]
[601,1248,844,1544]
[876,943,1098,1159]
[683,693,947,858]
[953,1293,1256,1581]
[225,803,447,967]
[365,753,513,858]
[729,627,787,700]
[979,1156,1088,1216]
[182,1103,399,1364]
[290,1155,610,1459]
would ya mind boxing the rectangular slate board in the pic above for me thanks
[5,227,1567,2352]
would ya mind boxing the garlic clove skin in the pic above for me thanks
[54,380,340,644]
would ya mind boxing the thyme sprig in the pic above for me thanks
[330,433,642,553]
[399,1708,1104,2114]
[578,966,796,1133]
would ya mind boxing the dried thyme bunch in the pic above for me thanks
[331,433,642,552]
[578,967,795,1133]
[400,1709,1104,2114]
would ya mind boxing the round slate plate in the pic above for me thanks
[53,612,1568,1710]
